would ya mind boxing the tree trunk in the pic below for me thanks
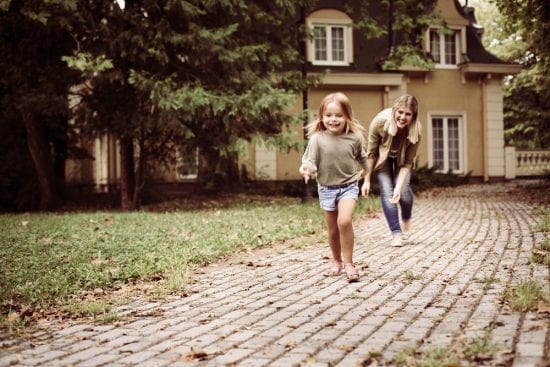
[119,137,136,210]
[132,137,145,209]
[20,110,59,210]
[51,119,67,197]
[197,146,240,192]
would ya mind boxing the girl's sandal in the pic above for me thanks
[325,261,342,276]
[344,263,359,283]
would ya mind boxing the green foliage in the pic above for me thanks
[61,53,114,74]
[501,279,542,311]
[380,0,438,70]
[0,0,80,210]
[395,346,460,367]
[470,0,550,149]
[537,207,550,232]
[503,64,550,149]
[382,45,435,71]
[410,165,471,192]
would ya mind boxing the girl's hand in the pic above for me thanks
[299,164,310,183]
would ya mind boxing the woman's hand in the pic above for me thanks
[390,190,401,204]
[361,180,370,197]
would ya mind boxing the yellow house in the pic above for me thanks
[69,0,521,191]
[238,0,520,184]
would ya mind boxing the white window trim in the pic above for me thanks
[427,111,468,174]
[175,147,199,180]
[425,26,466,69]
[307,18,353,66]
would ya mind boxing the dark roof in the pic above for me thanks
[458,2,507,64]
[306,0,509,74]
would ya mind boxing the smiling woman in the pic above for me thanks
[364,95,421,248]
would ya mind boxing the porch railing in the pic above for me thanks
[505,146,550,178]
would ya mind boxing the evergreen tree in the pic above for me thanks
[471,0,550,148]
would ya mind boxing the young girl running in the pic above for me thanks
[299,92,369,283]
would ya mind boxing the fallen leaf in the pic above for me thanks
[247,261,271,267]
[536,300,550,314]
[181,346,208,361]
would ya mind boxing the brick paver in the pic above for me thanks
[1,182,549,366]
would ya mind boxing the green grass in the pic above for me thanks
[403,269,423,282]
[463,332,499,358]
[0,195,379,322]
[394,346,460,367]
[501,279,543,312]
[536,207,550,232]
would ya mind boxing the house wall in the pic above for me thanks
[486,78,505,177]
[65,140,95,186]
[408,70,484,176]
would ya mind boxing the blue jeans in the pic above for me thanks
[376,158,413,235]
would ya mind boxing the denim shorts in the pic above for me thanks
[317,181,359,211]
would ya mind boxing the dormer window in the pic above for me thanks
[428,28,463,68]
[307,9,353,67]
[312,24,347,65]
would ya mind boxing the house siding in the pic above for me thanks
[486,79,505,177]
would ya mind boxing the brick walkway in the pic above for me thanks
[1,182,549,367]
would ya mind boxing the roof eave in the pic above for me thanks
[459,63,522,75]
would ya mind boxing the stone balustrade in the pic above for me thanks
[506,146,550,178]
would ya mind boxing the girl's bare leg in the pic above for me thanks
[323,210,342,274]
[337,198,359,282]
[337,198,357,263]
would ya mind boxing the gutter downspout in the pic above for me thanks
[301,5,312,202]
[481,74,491,182]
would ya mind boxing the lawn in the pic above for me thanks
[0,193,379,331]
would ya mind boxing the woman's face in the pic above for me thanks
[322,101,347,135]
[394,106,414,129]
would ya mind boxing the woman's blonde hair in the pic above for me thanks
[305,92,364,141]
[388,94,421,144]
[391,94,419,125]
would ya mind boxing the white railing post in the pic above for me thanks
[505,146,516,179]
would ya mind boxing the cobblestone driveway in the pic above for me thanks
[1,182,549,367]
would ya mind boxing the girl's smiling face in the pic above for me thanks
[322,101,347,135]
[394,106,413,129]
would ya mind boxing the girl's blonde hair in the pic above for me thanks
[305,92,365,141]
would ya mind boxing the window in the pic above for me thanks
[176,146,198,180]
[431,116,463,173]
[312,24,349,66]
[429,29,460,67]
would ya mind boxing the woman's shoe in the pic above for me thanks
[391,235,404,247]
[344,263,359,283]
